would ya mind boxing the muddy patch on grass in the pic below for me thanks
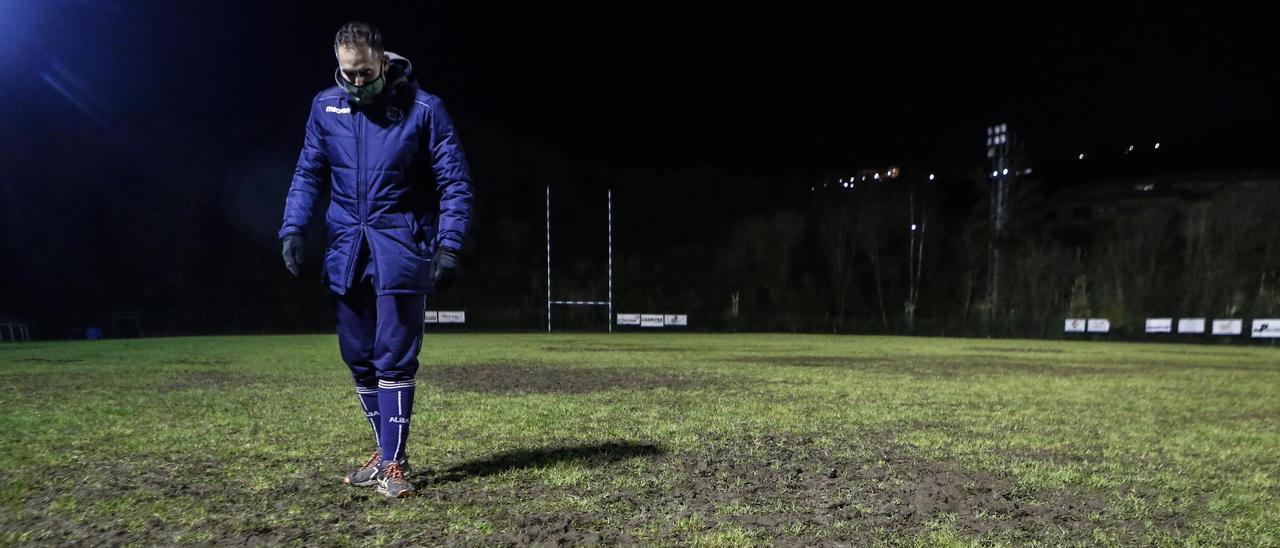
[541,345,702,354]
[158,371,257,392]
[0,372,131,396]
[424,362,717,394]
[734,355,1094,378]
[736,354,1276,377]
[171,357,232,366]
[4,433,1203,546]
[486,433,1188,546]
[3,442,668,546]
[1135,361,1278,373]
[1147,348,1261,359]
[475,433,1185,545]
[680,433,1116,543]
[3,455,389,546]
[1016,445,1111,467]
[746,356,884,368]
[963,346,1067,354]
[10,357,84,364]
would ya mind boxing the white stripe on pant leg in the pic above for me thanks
[393,425,403,462]
[398,391,403,416]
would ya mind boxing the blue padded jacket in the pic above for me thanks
[279,53,473,295]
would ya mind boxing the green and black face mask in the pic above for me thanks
[335,69,386,106]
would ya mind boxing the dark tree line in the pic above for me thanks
[3,113,1278,340]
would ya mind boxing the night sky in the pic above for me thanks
[0,1,1276,331]
[4,2,1276,173]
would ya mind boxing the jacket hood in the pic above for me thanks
[384,51,413,90]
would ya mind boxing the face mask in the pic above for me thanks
[336,69,386,105]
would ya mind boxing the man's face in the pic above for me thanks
[337,45,385,87]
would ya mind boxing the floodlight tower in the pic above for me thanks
[986,123,1013,334]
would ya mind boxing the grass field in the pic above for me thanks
[1,333,1278,546]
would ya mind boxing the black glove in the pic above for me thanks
[282,234,304,277]
[431,247,460,291]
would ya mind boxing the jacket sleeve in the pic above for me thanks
[425,98,474,251]
[278,100,331,239]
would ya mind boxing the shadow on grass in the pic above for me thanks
[429,441,664,484]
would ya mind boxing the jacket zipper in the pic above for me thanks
[345,111,366,288]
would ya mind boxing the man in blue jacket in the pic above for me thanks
[278,21,473,498]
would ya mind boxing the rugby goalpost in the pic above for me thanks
[546,186,613,333]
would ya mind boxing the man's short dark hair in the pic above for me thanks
[334,21,384,57]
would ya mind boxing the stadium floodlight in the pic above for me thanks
[1127,145,1134,153]
[910,224,917,231]
[992,170,998,177]
[1002,168,1009,175]
[928,174,935,181]
[1154,142,1161,149]
[874,173,880,180]
[1078,153,1086,160]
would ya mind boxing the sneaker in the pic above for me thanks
[344,452,414,487]
[376,460,415,498]
[343,451,382,486]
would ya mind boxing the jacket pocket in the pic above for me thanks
[404,212,428,255]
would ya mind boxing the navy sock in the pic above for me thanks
[377,378,416,463]
[355,383,381,449]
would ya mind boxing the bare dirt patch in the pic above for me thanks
[11,357,84,364]
[3,434,1200,546]
[172,357,232,366]
[734,355,1093,378]
[158,371,257,392]
[963,346,1067,354]
[423,362,716,394]
[482,432,1184,545]
[541,345,702,353]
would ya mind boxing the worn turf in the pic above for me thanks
[1,334,1277,546]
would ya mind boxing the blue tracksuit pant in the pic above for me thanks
[332,243,423,463]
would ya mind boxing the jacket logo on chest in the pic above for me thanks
[325,105,352,114]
